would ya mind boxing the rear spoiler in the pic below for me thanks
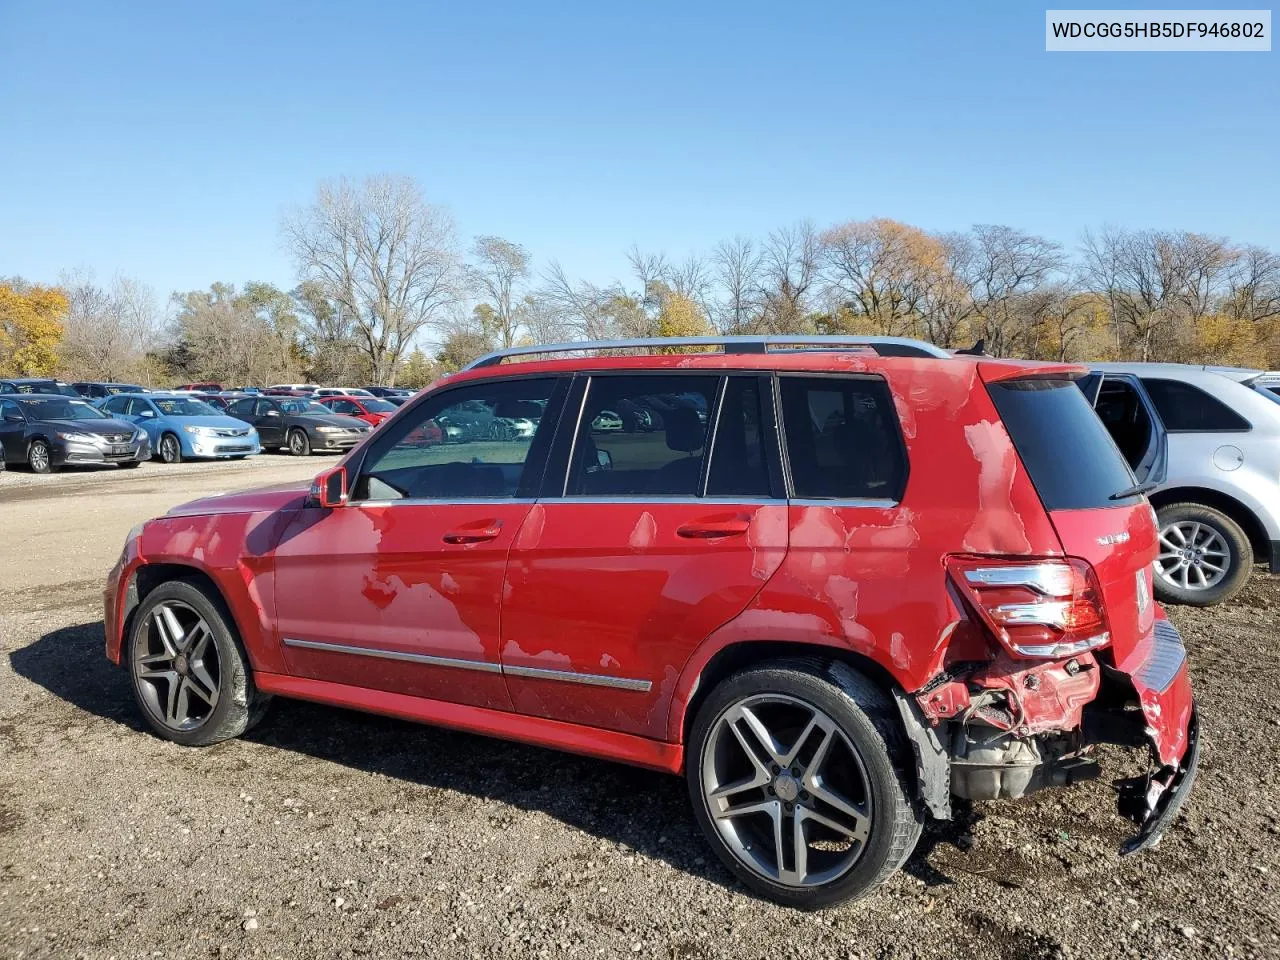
[977,360,1090,384]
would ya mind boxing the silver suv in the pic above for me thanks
[1081,363,1280,605]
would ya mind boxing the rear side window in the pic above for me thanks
[779,376,907,501]
[706,377,771,497]
[988,379,1138,510]
[1141,378,1251,432]
[568,375,718,496]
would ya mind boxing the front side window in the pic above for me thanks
[779,376,907,501]
[353,378,558,501]
[254,400,277,417]
[329,399,360,415]
[280,399,329,416]
[102,396,129,415]
[228,398,255,417]
[1141,378,1251,432]
[567,375,718,496]
[0,399,22,421]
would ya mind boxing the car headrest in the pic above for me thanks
[665,405,705,453]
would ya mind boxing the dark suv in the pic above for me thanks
[105,336,1197,907]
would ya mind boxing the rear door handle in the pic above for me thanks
[443,521,504,544]
[677,517,751,539]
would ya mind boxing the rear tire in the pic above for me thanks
[1153,502,1252,606]
[686,661,922,908]
[28,440,55,474]
[288,428,311,456]
[127,580,270,747]
[159,433,183,464]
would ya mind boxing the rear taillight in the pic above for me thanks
[946,556,1111,659]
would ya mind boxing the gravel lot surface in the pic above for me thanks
[1,456,1278,959]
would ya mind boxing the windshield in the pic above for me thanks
[1257,385,1280,405]
[280,399,330,415]
[17,398,108,420]
[362,399,396,412]
[153,397,219,416]
[105,384,142,394]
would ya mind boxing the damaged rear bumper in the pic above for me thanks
[899,610,1198,855]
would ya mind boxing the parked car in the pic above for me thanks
[0,394,148,472]
[363,386,413,399]
[312,386,377,398]
[316,394,399,427]
[267,383,319,394]
[225,395,370,455]
[1254,372,1280,403]
[175,381,224,392]
[0,378,80,396]
[1080,363,1280,605]
[98,393,260,463]
[71,381,147,399]
[104,336,1196,909]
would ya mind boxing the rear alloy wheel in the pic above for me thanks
[159,433,183,464]
[288,428,311,456]
[129,581,269,746]
[1153,502,1253,606]
[687,663,921,908]
[27,440,55,474]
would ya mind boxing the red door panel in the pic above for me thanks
[273,502,533,710]
[500,500,789,739]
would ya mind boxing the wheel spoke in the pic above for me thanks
[1165,524,1187,545]
[786,809,807,885]
[798,800,870,844]
[1190,565,1206,587]
[164,672,182,723]
[804,774,870,828]
[138,649,175,668]
[183,622,210,657]
[729,705,786,768]
[778,714,829,770]
[185,669,216,705]
[1187,522,1203,547]
[1158,533,1180,551]
[154,606,183,656]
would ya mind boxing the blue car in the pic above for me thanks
[96,393,261,463]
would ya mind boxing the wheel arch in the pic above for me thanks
[123,563,255,668]
[1148,485,1269,559]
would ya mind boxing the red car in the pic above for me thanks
[316,394,399,427]
[175,381,223,392]
[104,336,1197,908]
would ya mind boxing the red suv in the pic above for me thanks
[104,336,1197,908]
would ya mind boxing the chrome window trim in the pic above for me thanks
[553,496,781,506]
[789,497,899,509]
[348,497,540,508]
[282,636,652,692]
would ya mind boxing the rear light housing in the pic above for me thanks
[946,556,1111,659]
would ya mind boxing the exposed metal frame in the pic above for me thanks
[466,335,951,370]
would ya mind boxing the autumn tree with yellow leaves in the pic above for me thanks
[0,281,68,377]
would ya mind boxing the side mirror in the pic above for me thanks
[3,412,22,423]
[138,409,156,418]
[311,466,348,508]
[266,409,281,417]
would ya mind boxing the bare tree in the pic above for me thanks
[1224,245,1280,324]
[711,237,763,333]
[919,233,979,348]
[169,282,301,386]
[967,225,1065,357]
[468,236,531,348]
[282,175,461,384]
[820,218,946,337]
[59,271,160,380]
[759,221,821,333]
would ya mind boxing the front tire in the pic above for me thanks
[128,580,269,747]
[288,428,311,456]
[686,662,921,908]
[1153,502,1252,606]
[28,440,55,473]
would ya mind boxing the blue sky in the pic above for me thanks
[1,0,1276,302]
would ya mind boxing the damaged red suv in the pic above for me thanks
[104,336,1198,908]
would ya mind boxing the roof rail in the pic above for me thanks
[465,335,951,370]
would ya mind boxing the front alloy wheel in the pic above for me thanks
[159,433,183,464]
[288,429,311,456]
[132,599,219,731]
[28,440,54,473]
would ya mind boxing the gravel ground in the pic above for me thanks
[1,457,1278,959]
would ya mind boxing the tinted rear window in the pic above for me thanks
[988,379,1138,510]
[1141,377,1251,432]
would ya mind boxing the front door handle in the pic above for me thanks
[443,520,504,544]
[677,516,751,539]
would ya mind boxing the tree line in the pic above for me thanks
[3,173,1277,388]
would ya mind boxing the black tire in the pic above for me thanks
[1153,502,1253,606]
[686,661,922,909]
[287,428,311,456]
[27,439,55,474]
[127,580,270,747]
[158,432,183,464]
